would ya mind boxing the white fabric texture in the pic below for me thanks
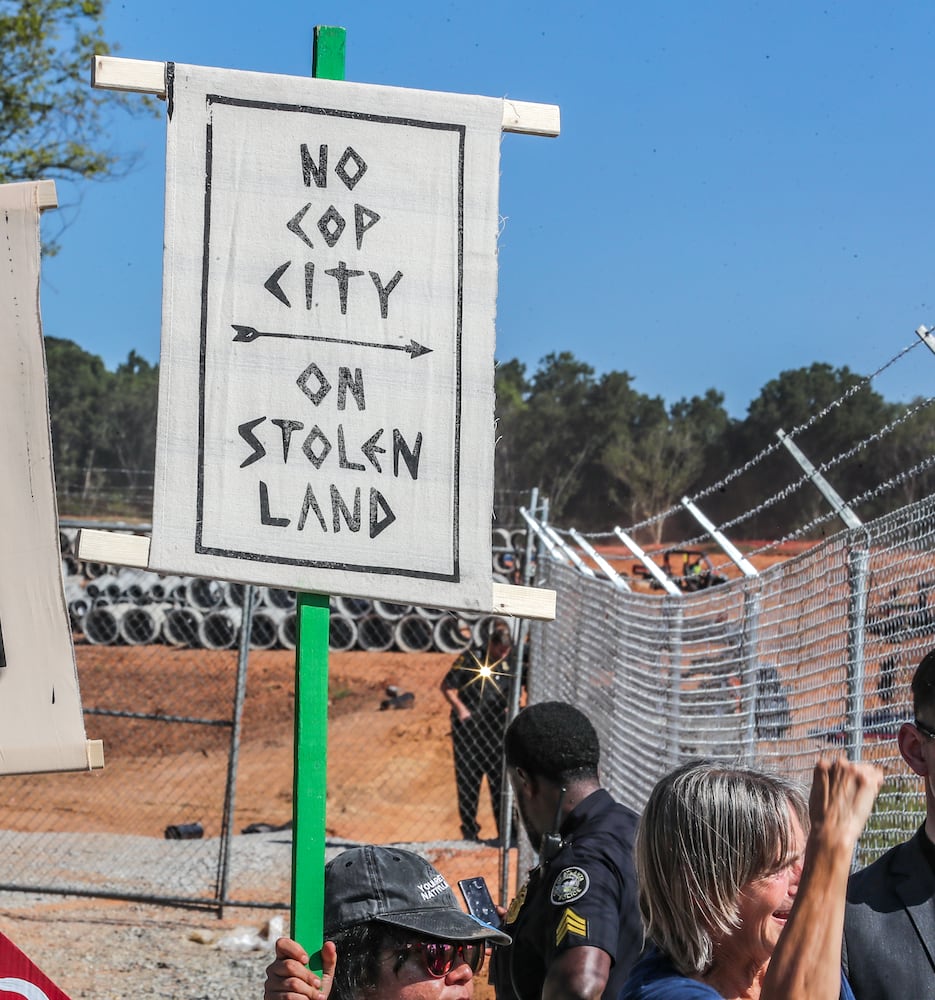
[0,181,96,775]
[151,63,503,610]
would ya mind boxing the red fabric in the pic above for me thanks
[0,933,72,999]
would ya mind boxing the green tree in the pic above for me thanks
[511,352,598,520]
[493,357,530,511]
[870,396,935,509]
[0,0,146,184]
[599,388,730,542]
[44,335,110,500]
[580,369,646,527]
[493,357,733,534]
[731,363,898,536]
[45,338,159,514]
[100,349,158,489]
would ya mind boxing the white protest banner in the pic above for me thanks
[0,181,103,776]
[149,64,503,611]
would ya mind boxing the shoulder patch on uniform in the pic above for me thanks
[550,866,590,904]
[504,881,528,925]
[555,907,588,945]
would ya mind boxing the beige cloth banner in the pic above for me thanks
[0,181,102,775]
[151,64,502,611]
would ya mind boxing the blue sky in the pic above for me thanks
[39,1,935,418]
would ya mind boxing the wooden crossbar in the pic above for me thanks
[91,56,561,137]
[76,528,557,620]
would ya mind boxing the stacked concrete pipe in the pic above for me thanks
[328,614,358,652]
[58,524,531,653]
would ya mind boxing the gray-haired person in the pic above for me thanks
[264,845,509,1000]
[621,757,882,1000]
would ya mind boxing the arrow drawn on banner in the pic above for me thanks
[231,325,433,359]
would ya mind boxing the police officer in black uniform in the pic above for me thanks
[490,701,641,1000]
[440,622,515,842]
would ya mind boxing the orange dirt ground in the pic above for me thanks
[0,648,509,999]
[0,544,806,996]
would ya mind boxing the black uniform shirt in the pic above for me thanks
[491,788,642,1000]
[442,645,514,716]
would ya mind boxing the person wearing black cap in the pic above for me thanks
[264,844,510,1000]
[489,701,641,1000]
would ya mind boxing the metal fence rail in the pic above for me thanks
[529,493,935,868]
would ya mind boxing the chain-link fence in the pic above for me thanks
[0,522,521,912]
[529,493,935,868]
[3,489,930,913]
[442,636,517,844]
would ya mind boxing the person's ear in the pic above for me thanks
[898,722,932,777]
[513,767,537,794]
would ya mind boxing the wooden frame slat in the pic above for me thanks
[77,529,556,619]
[91,56,560,135]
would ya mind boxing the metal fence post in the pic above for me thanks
[217,583,255,914]
[680,497,759,578]
[739,586,762,763]
[613,527,682,597]
[665,597,683,770]
[568,528,630,590]
[775,430,863,530]
[773,430,868,760]
[523,488,540,588]
[846,544,871,761]
[498,487,539,906]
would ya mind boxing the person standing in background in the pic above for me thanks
[441,622,515,843]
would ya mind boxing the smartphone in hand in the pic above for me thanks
[458,876,500,928]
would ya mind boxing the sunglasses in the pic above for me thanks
[397,940,485,978]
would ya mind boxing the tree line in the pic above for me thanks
[495,351,935,540]
[45,337,935,537]
[46,337,158,515]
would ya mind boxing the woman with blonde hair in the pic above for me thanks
[621,756,882,1000]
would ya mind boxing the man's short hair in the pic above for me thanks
[912,649,935,720]
[504,701,600,783]
[635,759,808,977]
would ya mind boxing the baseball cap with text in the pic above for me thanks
[324,845,511,945]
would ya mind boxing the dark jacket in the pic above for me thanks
[843,825,935,1000]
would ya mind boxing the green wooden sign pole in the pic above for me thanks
[291,24,347,973]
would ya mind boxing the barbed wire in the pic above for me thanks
[695,338,922,499]
[731,451,935,566]
[572,337,927,544]
[713,393,935,535]
[679,391,935,560]
[545,442,935,576]
[543,336,932,562]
